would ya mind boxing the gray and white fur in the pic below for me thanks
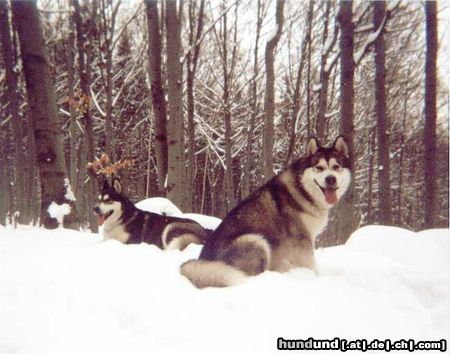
[181,136,352,288]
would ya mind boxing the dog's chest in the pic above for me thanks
[299,212,328,239]
[101,223,130,243]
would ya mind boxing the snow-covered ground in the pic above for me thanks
[0,223,448,354]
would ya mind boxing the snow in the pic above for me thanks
[354,15,387,65]
[47,202,71,227]
[313,83,322,92]
[64,178,76,202]
[0,225,448,354]
[322,34,335,56]
[183,213,222,230]
[135,197,183,216]
[268,23,279,42]
[135,198,221,230]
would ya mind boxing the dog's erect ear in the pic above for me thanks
[306,137,319,156]
[334,136,349,158]
[112,178,122,194]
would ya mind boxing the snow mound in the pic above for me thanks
[0,225,448,354]
[134,198,221,230]
[346,225,449,268]
[183,213,222,230]
[135,197,183,216]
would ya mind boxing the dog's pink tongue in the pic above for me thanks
[324,189,338,205]
[97,215,105,226]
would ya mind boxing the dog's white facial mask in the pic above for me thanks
[301,137,351,210]
[303,157,351,208]
[303,158,351,207]
[96,194,122,226]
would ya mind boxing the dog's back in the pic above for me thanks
[130,210,209,250]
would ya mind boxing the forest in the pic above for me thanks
[0,0,448,246]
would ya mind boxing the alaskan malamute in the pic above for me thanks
[181,136,352,288]
[93,179,210,250]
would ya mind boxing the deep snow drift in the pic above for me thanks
[0,222,448,354]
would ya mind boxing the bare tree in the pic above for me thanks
[423,0,437,229]
[0,0,27,223]
[336,0,356,243]
[315,1,339,141]
[186,0,205,211]
[72,0,98,231]
[165,0,187,210]
[284,1,313,166]
[262,0,285,181]
[12,0,78,229]
[145,0,168,195]
[242,0,263,197]
[374,0,392,225]
[99,0,120,161]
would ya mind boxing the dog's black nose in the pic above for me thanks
[93,206,100,214]
[325,175,337,187]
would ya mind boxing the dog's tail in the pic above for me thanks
[180,259,247,289]
[180,233,272,289]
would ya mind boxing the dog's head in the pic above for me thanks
[93,179,124,226]
[299,136,352,210]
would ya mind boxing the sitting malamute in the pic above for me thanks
[93,179,210,250]
[181,136,351,288]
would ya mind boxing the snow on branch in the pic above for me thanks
[354,12,389,66]
[89,87,106,117]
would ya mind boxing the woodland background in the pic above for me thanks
[0,0,448,246]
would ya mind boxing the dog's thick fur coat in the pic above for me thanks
[181,137,351,288]
[94,180,210,250]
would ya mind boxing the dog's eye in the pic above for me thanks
[333,165,341,171]
[315,166,325,172]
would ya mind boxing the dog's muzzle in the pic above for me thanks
[93,206,113,226]
[314,179,338,205]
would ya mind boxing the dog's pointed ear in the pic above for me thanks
[306,137,319,156]
[334,136,349,158]
[102,179,109,191]
[112,178,122,194]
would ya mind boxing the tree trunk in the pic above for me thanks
[72,0,98,232]
[367,127,375,223]
[242,0,263,197]
[284,0,313,166]
[397,72,410,225]
[262,0,285,181]
[12,0,78,229]
[0,131,11,225]
[0,0,27,223]
[336,0,356,244]
[423,0,437,229]
[165,0,187,210]
[145,0,168,195]
[186,0,205,211]
[101,1,119,162]
[316,1,338,142]
[374,0,392,225]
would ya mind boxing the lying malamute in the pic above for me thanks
[181,136,351,288]
[93,179,210,250]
